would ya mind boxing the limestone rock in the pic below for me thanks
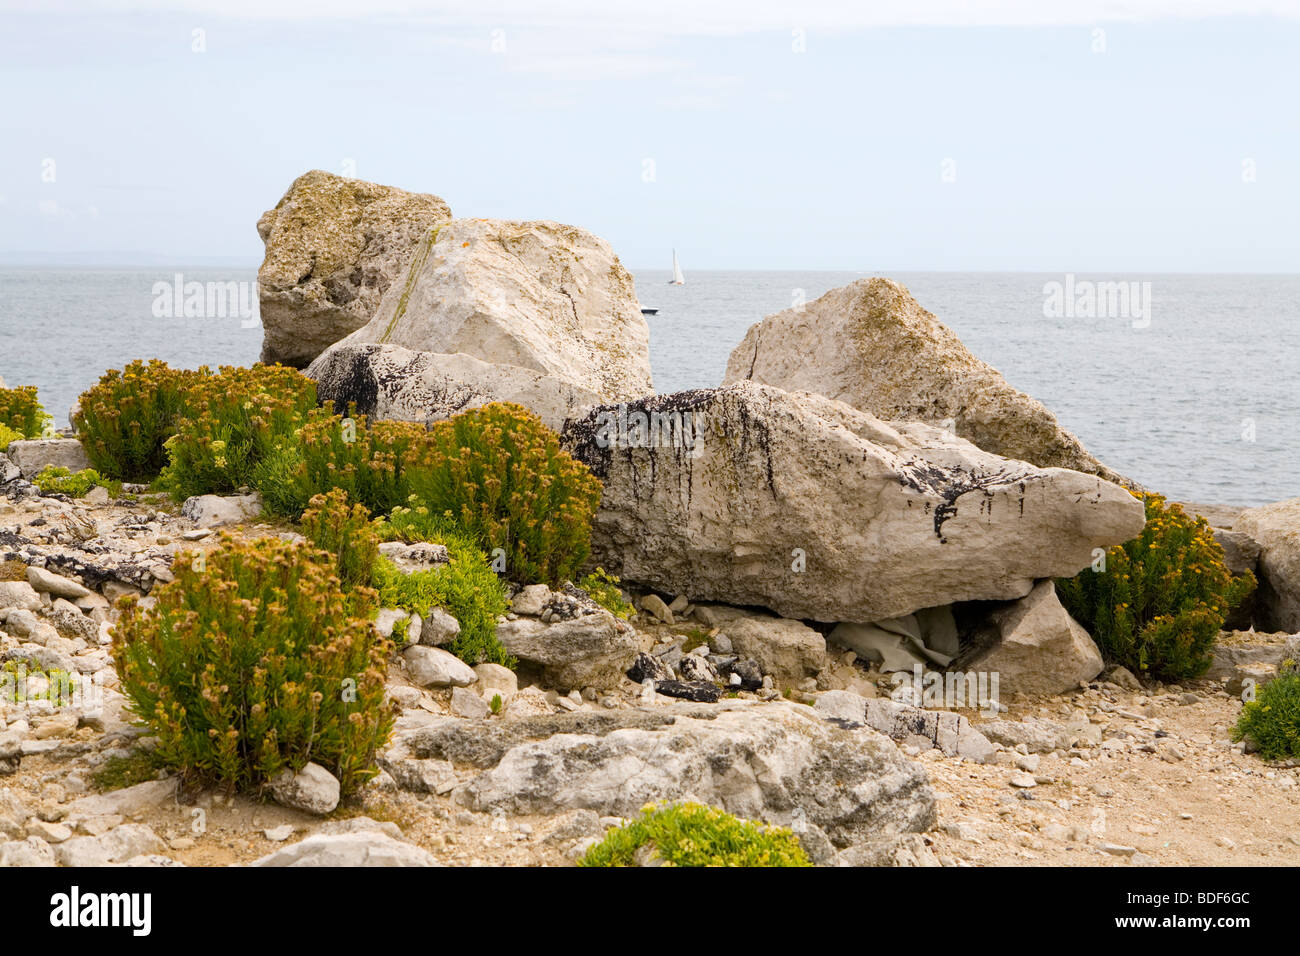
[56,824,165,866]
[510,584,552,617]
[834,832,942,867]
[836,696,997,763]
[63,778,178,823]
[626,651,672,684]
[331,217,652,401]
[26,565,91,600]
[958,580,1104,696]
[1104,665,1142,691]
[0,581,42,612]
[723,277,1125,483]
[372,608,410,641]
[472,663,518,704]
[451,701,935,846]
[1236,499,1300,631]
[6,439,89,479]
[403,646,477,688]
[562,382,1146,623]
[377,541,449,574]
[976,716,1098,753]
[417,607,461,647]
[719,614,826,683]
[0,836,56,867]
[180,493,262,528]
[1207,631,1297,684]
[450,686,491,719]
[268,762,341,815]
[496,611,637,691]
[1213,528,1261,577]
[306,343,603,434]
[638,593,674,625]
[252,830,441,867]
[257,170,453,367]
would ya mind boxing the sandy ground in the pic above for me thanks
[925,682,1300,866]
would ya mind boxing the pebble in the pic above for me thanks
[1101,843,1137,857]
[26,820,71,843]
[1009,771,1037,789]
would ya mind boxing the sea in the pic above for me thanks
[0,267,1295,507]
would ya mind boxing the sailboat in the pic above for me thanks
[668,249,685,285]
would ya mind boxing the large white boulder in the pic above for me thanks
[958,580,1105,696]
[6,439,89,479]
[333,218,653,401]
[451,700,936,847]
[257,170,453,367]
[305,342,602,433]
[1237,498,1300,631]
[562,382,1145,623]
[723,277,1126,483]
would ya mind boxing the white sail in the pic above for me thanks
[670,249,685,285]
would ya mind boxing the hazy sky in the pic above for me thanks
[2,0,1297,271]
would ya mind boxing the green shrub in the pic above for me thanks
[374,511,511,666]
[74,360,203,482]
[1233,668,1300,760]
[33,466,106,498]
[578,568,634,620]
[161,364,317,499]
[255,402,600,586]
[91,751,161,792]
[110,534,394,795]
[0,423,22,452]
[256,408,430,519]
[0,385,50,438]
[405,403,602,586]
[580,802,812,868]
[300,488,379,592]
[1056,493,1255,682]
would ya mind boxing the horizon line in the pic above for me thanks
[2,260,1298,278]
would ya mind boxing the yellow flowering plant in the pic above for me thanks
[259,401,601,587]
[111,534,395,795]
[73,360,204,481]
[406,403,603,586]
[0,384,51,439]
[256,405,432,519]
[160,364,318,499]
[1056,493,1255,681]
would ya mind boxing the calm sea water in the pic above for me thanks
[1,268,1295,506]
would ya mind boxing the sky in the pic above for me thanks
[1,0,1297,271]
